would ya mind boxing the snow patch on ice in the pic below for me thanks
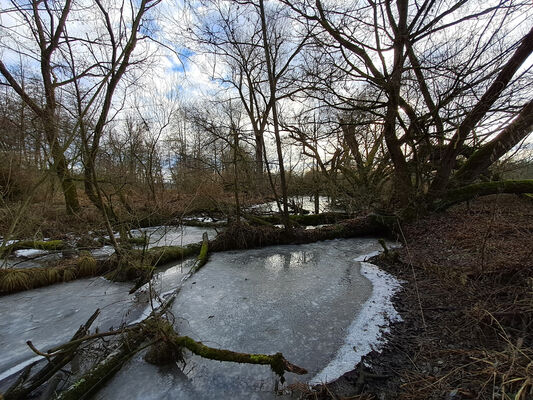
[14,249,48,258]
[310,255,402,384]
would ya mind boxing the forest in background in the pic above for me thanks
[1,1,533,399]
[0,0,532,242]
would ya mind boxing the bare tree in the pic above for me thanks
[283,0,533,208]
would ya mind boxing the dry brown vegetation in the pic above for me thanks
[308,194,532,400]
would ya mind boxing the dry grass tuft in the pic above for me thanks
[0,269,31,292]
[77,252,99,276]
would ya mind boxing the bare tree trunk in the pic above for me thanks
[430,26,533,195]
[258,0,290,230]
[454,99,533,184]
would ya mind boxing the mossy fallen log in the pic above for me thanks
[173,335,307,382]
[53,332,146,400]
[0,240,206,295]
[0,240,65,258]
[0,253,107,295]
[210,215,392,252]
[147,242,201,267]
[53,321,307,399]
[1,214,391,295]
[433,180,533,211]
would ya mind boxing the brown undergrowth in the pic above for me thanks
[306,194,532,400]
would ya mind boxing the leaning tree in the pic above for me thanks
[283,0,533,210]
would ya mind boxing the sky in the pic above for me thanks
[0,0,532,171]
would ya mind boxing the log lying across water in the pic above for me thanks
[210,214,394,252]
[0,213,394,295]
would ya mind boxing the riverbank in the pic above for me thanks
[311,194,533,399]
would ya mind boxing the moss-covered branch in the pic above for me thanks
[0,240,64,258]
[174,335,307,381]
[53,332,146,400]
[189,232,209,274]
[433,180,533,211]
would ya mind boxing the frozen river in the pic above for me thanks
[0,237,400,399]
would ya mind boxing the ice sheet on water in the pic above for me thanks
[0,277,142,378]
[14,249,48,258]
[130,225,218,248]
[97,238,402,400]
[248,195,338,214]
[0,257,195,382]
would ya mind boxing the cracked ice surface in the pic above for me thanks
[0,260,195,384]
[96,238,401,400]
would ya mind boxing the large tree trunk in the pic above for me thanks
[52,147,80,215]
[258,0,291,230]
[430,26,533,195]
[383,0,412,206]
[453,99,533,184]
[432,180,533,211]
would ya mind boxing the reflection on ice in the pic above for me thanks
[96,238,401,400]
[0,237,400,399]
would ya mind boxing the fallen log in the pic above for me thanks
[0,240,65,258]
[0,242,203,295]
[210,214,393,252]
[1,214,394,295]
[53,331,147,400]
[245,212,353,227]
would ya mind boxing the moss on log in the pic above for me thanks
[210,215,391,252]
[1,213,390,295]
[53,332,145,400]
[433,180,533,211]
[0,240,207,295]
[0,254,106,295]
[147,243,201,267]
[0,240,65,258]
[190,232,209,274]
[174,335,307,382]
